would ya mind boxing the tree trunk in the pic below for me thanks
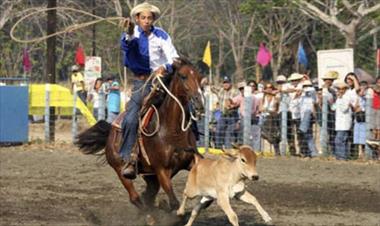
[344,31,356,49]
[235,60,244,82]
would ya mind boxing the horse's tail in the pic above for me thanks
[75,120,111,155]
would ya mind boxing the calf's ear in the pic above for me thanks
[222,148,239,160]
[231,142,240,149]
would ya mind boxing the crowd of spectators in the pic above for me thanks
[206,72,380,160]
[69,64,380,160]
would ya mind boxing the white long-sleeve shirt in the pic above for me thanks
[120,25,179,75]
[335,92,353,131]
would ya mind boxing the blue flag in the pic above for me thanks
[297,42,308,67]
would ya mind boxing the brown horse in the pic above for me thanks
[75,58,205,213]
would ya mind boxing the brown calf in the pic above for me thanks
[177,145,272,226]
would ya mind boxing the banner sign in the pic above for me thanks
[84,56,101,91]
[317,48,354,87]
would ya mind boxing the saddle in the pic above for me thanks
[110,87,165,169]
[111,107,156,132]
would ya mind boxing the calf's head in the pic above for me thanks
[225,145,259,181]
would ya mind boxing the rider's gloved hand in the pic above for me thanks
[154,66,166,77]
[119,17,134,36]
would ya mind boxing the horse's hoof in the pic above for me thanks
[146,214,156,226]
[176,209,185,216]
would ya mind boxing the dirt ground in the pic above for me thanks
[1,142,379,226]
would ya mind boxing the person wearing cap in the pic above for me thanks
[119,2,179,178]
[282,73,304,156]
[298,80,318,157]
[321,70,339,154]
[105,75,120,123]
[259,83,280,155]
[215,76,240,148]
[334,81,354,160]
[71,65,87,104]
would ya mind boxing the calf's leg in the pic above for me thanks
[238,191,272,223]
[184,197,213,226]
[217,193,239,226]
[176,193,187,216]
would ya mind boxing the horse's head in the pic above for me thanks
[171,57,205,118]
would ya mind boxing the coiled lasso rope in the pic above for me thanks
[10,7,125,44]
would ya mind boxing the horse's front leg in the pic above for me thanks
[141,175,160,208]
[115,169,144,209]
[156,169,179,211]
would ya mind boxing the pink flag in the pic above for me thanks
[256,42,272,67]
[22,48,32,72]
[75,45,85,67]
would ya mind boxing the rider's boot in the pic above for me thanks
[122,152,138,179]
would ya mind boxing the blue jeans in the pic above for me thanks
[335,131,349,160]
[215,115,238,149]
[106,111,119,123]
[119,79,151,160]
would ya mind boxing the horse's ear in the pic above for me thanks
[172,58,182,70]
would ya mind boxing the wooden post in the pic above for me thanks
[46,0,57,142]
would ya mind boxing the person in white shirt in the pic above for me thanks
[299,80,318,157]
[88,78,104,120]
[344,72,360,158]
[321,70,339,154]
[334,82,354,160]
[283,73,304,156]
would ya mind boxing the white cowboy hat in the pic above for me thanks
[322,70,339,80]
[71,65,79,71]
[288,73,303,81]
[130,2,161,21]
[302,80,313,87]
[237,81,246,89]
[334,81,349,89]
[276,75,287,83]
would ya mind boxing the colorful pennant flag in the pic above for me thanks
[256,42,272,67]
[75,44,85,67]
[22,48,32,73]
[202,41,212,67]
[297,41,308,67]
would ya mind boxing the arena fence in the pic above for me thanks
[24,83,378,160]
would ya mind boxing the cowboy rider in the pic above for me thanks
[119,2,179,179]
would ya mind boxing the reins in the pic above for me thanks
[139,71,197,136]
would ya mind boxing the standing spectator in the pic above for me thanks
[259,83,280,155]
[334,82,354,160]
[367,77,380,151]
[353,81,368,158]
[71,65,87,104]
[247,80,262,150]
[284,73,304,156]
[231,81,259,144]
[299,80,318,157]
[215,76,239,148]
[88,78,104,120]
[106,76,120,123]
[321,71,338,154]
[344,72,360,158]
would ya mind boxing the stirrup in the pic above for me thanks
[122,161,137,179]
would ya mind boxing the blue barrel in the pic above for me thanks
[0,78,29,143]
